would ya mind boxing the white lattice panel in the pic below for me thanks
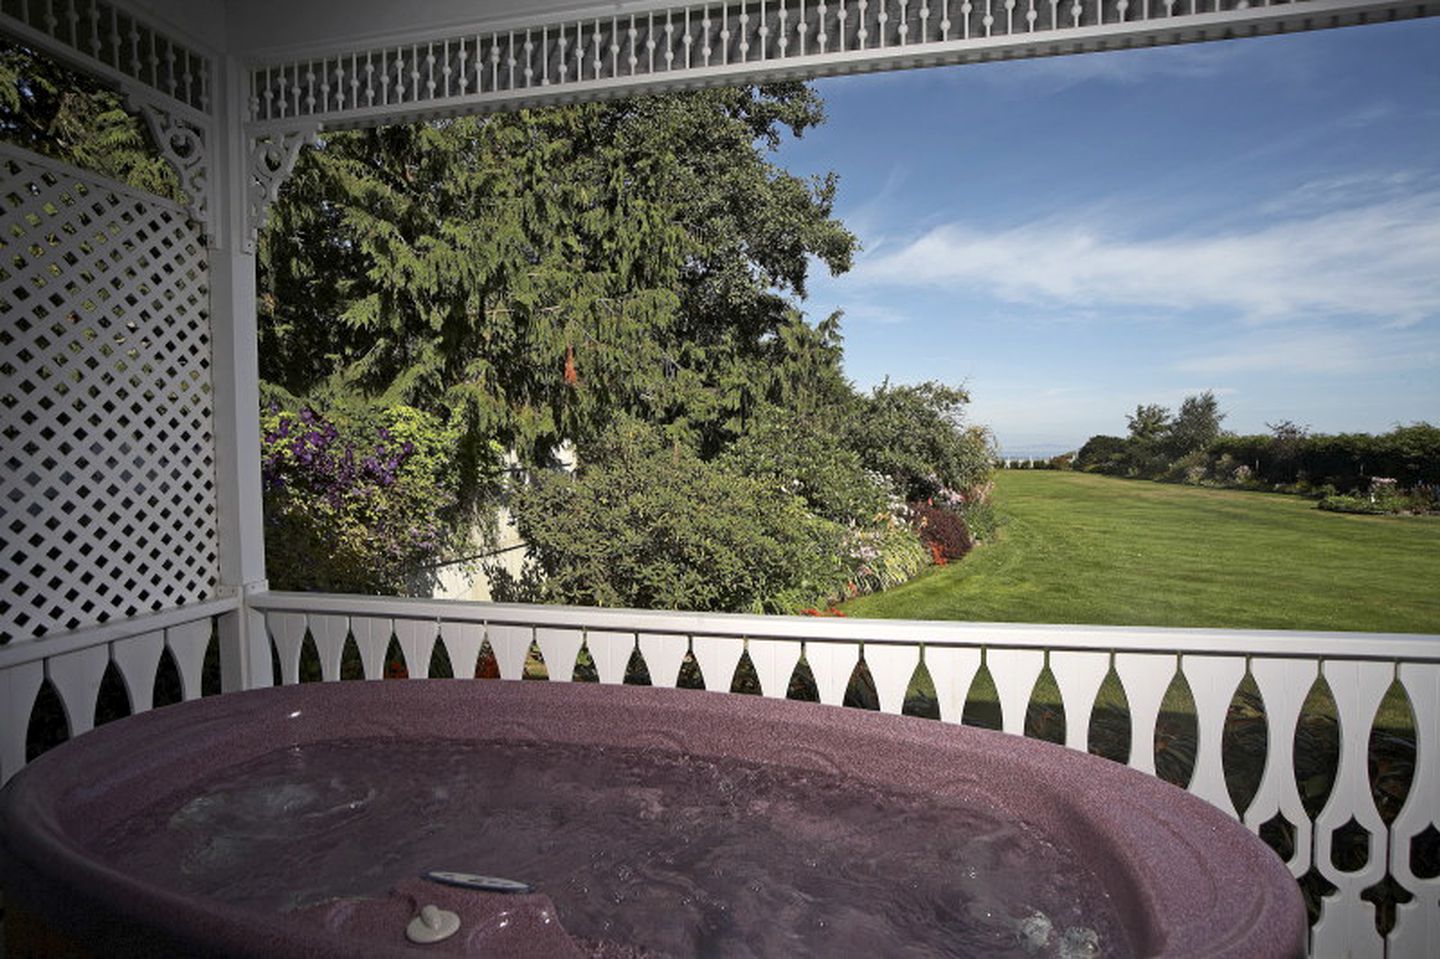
[0,145,216,642]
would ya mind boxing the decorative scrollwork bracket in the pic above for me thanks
[244,124,320,254]
[132,98,213,239]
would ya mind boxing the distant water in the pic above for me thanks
[996,450,1074,462]
[97,739,1122,958]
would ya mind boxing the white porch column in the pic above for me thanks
[210,53,272,691]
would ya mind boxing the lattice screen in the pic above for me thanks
[0,145,217,642]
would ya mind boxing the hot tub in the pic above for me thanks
[0,680,1304,957]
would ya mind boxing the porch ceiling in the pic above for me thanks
[126,0,1440,146]
[133,0,1440,65]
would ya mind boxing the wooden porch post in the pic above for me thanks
[210,54,272,691]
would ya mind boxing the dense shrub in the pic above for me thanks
[909,503,973,563]
[1210,424,1440,493]
[1317,494,1389,515]
[719,407,891,525]
[1079,418,1439,497]
[261,405,465,592]
[512,422,850,613]
[845,380,993,501]
[1074,435,1129,473]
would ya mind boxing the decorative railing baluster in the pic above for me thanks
[1390,662,1440,954]
[308,614,349,682]
[583,630,631,684]
[484,624,531,681]
[349,616,393,680]
[985,647,1045,735]
[1311,661,1394,953]
[694,635,748,693]
[267,611,306,685]
[109,630,163,716]
[1245,657,1318,876]
[865,642,918,714]
[925,646,982,723]
[166,619,213,702]
[639,633,689,688]
[536,627,584,682]
[1181,655,1248,818]
[438,621,485,678]
[1050,650,1110,752]
[1114,652,1173,774]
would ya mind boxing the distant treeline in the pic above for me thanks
[1076,423,1439,493]
[1063,394,1438,498]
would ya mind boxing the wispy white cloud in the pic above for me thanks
[835,302,910,326]
[1176,330,1440,376]
[847,190,1440,329]
[1258,170,1432,217]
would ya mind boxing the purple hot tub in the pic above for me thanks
[0,681,1303,958]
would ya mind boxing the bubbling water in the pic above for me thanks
[96,739,1123,958]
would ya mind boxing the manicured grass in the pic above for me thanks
[843,471,1440,634]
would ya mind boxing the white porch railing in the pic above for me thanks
[250,593,1439,959]
[3,590,1438,958]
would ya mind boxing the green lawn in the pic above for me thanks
[843,471,1440,634]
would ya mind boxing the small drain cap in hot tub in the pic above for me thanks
[406,904,461,944]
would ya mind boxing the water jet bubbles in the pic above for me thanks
[1016,910,1052,953]
[1059,926,1101,959]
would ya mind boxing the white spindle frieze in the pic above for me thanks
[243,0,1430,138]
[987,646,1045,735]
[924,644,982,723]
[485,623,532,681]
[393,618,440,678]
[265,610,307,685]
[799,638,859,705]
[0,0,214,115]
[347,615,392,680]
[0,660,43,782]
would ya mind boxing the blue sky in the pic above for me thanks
[776,19,1440,456]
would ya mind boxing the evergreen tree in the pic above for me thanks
[0,41,178,199]
[258,83,855,475]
